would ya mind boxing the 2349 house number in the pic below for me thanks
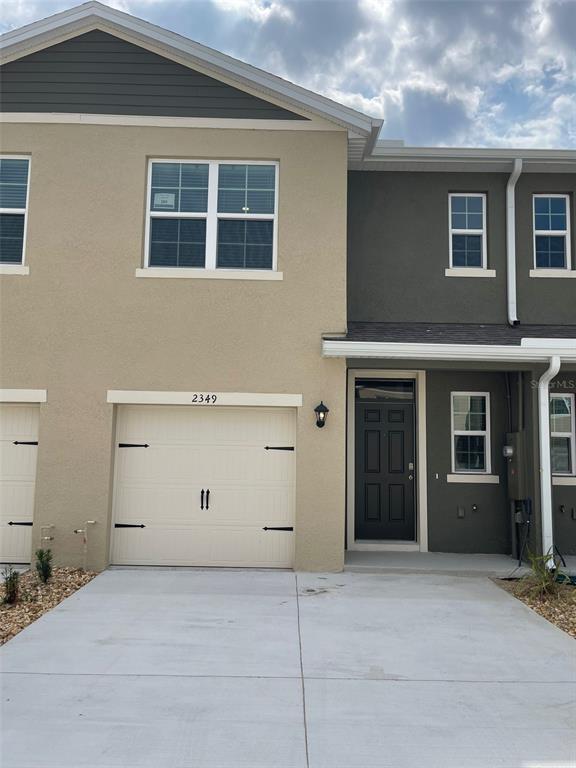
[191,393,218,404]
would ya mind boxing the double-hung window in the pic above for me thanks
[449,193,487,269]
[145,160,278,274]
[550,393,575,475]
[451,392,491,473]
[533,194,571,270]
[0,156,30,268]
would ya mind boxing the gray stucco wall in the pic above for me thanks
[426,371,510,554]
[0,30,305,120]
[348,170,576,326]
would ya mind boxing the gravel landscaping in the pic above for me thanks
[498,578,576,639]
[0,567,96,645]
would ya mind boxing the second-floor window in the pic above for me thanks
[550,393,575,475]
[0,156,30,265]
[451,392,491,473]
[145,160,278,271]
[533,194,571,270]
[448,193,487,269]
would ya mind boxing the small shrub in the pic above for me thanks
[2,566,19,605]
[520,550,565,601]
[35,548,53,584]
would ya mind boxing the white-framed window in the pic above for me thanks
[448,193,487,269]
[0,156,30,266]
[550,393,576,475]
[533,194,571,270]
[451,392,491,473]
[144,159,278,271]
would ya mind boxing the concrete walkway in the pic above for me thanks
[1,569,574,768]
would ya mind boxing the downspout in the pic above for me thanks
[538,356,561,565]
[506,158,523,326]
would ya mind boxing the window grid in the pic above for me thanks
[533,194,571,270]
[451,392,491,474]
[0,156,30,266]
[145,159,278,271]
[448,193,487,270]
[550,393,576,476]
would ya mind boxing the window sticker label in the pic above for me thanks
[154,192,176,209]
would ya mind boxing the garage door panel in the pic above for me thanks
[0,404,38,563]
[112,405,296,568]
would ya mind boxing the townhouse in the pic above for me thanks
[0,2,575,571]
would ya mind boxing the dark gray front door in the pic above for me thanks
[355,380,416,541]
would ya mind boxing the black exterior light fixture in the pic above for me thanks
[314,401,329,428]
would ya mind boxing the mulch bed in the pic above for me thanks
[499,578,576,639]
[0,567,96,646]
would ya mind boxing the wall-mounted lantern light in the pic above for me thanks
[314,401,329,428]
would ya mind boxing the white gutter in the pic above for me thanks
[322,339,576,364]
[538,356,561,565]
[506,159,522,326]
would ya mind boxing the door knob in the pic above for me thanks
[409,474,414,480]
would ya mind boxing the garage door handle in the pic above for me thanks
[12,441,38,446]
[200,489,204,510]
[114,523,146,528]
[8,521,33,526]
[206,489,210,510]
[262,526,293,531]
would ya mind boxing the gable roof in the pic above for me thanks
[0,1,382,155]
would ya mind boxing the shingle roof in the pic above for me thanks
[324,322,576,346]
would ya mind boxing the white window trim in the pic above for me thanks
[451,391,491,474]
[532,193,571,271]
[550,392,576,476]
[143,159,279,274]
[448,193,488,271]
[0,154,31,273]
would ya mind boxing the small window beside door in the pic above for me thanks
[550,393,575,475]
[451,392,491,473]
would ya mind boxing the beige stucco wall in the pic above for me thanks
[0,123,348,571]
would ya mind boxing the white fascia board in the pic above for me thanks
[0,389,47,402]
[322,339,576,363]
[522,338,576,349]
[0,2,380,137]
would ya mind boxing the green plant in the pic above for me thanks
[35,548,53,584]
[2,566,19,605]
[521,550,565,600]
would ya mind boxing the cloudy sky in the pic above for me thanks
[1,0,575,147]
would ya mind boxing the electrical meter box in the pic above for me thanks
[506,431,529,500]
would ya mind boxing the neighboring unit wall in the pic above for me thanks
[551,371,576,556]
[347,171,509,324]
[0,123,348,571]
[426,371,510,554]
[516,174,576,325]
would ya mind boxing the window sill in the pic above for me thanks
[445,268,496,278]
[446,473,500,484]
[529,269,576,278]
[135,268,283,281]
[553,476,576,486]
[0,264,29,275]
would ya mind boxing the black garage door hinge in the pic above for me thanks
[118,443,149,448]
[114,523,146,528]
[264,446,294,451]
[262,526,294,531]
[8,521,33,526]
[13,441,38,446]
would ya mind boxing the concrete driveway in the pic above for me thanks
[1,569,574,768]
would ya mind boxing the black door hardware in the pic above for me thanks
[262,526,294,531]
[13,441,38,446]
[8,521,33,526]
[200,489,204,510]
[114,523,146,528]
[118,443,149,448]
[205,489,210,510]
[264,446,294,451]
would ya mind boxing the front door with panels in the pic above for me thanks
[0,404,39,562]
[111,405,296,567]
[355,379,416,541]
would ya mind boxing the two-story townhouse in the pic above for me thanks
[0,2,381,571]
[327,145,576,563]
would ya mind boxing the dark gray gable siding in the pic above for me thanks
[0,30,307,120]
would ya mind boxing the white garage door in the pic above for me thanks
[0,404,39,563]
[111,405,296,567]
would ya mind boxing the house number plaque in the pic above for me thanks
[191,393,218,404]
